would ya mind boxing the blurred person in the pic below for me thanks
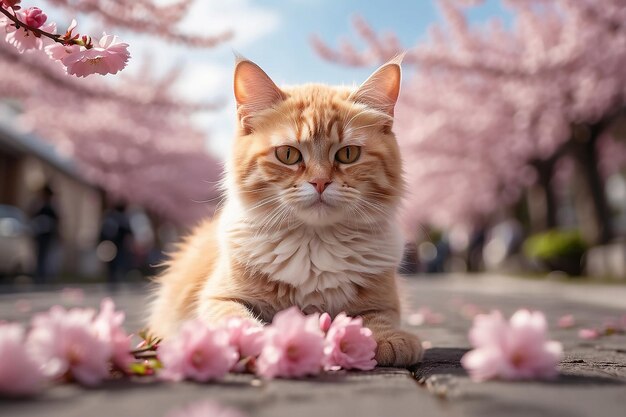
[467,226,487,273]
[30,185,60,284]
[429,233,450,274]
[99,202,134,291]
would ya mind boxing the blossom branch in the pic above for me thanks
[1,1,130,77]
[46,0,233,47]
[0,5,63,44]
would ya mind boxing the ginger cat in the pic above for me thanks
[148,57,422,367]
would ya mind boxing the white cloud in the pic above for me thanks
[177,63,231,101]
[203,105,237,160]
[133,1,282,160]
[175,0,281,159]
[174,62,237,160]
[180,0,280,48]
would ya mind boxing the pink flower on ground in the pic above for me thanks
[319,312,332,333]
[256,307,325,379]
[461,310,563,382]
[23,7,46,28]
[159,320,238,382]
[27,306,111,386]
[461,303,483,319]
[93,298,133,372]
[5,10,56,53]
[60,287,85,304]
[324,313,377,371]
[166,400,248,417]
[14,299,32,313]
[601,317,624,335]
[48,34,130,77]
[407,307,445,326]
[0,323,45,396]
[407,312,425,326]
[224,317,264,359]
[557,314,575,329]
[578,328,601,340]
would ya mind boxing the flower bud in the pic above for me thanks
[24,7,47,28]
[319,312,332,333]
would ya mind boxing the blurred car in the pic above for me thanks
[0,204,35,276]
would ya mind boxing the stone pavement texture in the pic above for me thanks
[0,274,625,417]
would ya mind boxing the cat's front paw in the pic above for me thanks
[375,329,423,367]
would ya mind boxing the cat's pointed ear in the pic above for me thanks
[350,54,403,117]
[234,58,286,132]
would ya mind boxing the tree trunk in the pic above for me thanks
[570,123,614,244]
[530,158,558,231]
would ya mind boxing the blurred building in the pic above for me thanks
[0,123,104,278]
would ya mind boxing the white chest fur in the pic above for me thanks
[219,199,404,301]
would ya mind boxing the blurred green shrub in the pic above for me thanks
[523,230,587,260]
[523,230,587,275]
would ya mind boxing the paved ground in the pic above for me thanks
[0,274,625,417]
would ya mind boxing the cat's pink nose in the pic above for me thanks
[309,178,332,194]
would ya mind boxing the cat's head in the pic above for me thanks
[227,57,404,228]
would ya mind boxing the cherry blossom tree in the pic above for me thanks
[0,0,227,225]
[313,0,626,243]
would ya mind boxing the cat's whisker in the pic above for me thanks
[349,204,381,234]
[343,107,371,131]
[254,203,293,236]
[238,187,273,194]
[344,122,385,134]
[245,195,283,212]
[274,205,295,232]
[350,199,389,231]
[362,201,391,221]
[192,194,225,204]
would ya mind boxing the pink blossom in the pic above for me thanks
[1,0,21,8]
[313,3,626,230]
[93,298,133,371]
[256,307,325,379]
[319,312,332,333]
[27,306,111,386]
[461,310,563,382]
[23,7,46,28]
[166,400,247,417]
[45,43,81,61]
[0,323,45,396]
[50,34,130,77]
[578,328,601,340]
[224,317,264,359]
[159,320,238,382]
[5,11,56,53]
[324,313,377,371]
[557,314,576,329]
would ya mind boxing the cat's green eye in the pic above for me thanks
[335,146,361,164]
[275,145,302,165]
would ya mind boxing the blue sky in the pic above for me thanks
[237,0,507,85]
[152,0,509,158]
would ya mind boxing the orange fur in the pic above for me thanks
[148,58,422,367]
